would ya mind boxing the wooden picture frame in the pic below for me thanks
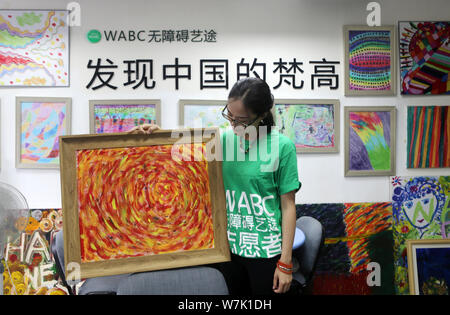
[16,96,71,169]
[273,99,340,153]
[179,99,229,130]
[344,106,396,176]
[344,25,397,96]
[406,239,450,295]
[89,99,161,134]
[60,128,230,279]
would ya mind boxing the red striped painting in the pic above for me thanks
[407,106,449,168]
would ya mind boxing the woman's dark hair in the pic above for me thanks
[228,77,275,133]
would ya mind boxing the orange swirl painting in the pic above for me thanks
[76,143,214,263]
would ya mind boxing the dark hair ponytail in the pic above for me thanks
[228,77,275,133]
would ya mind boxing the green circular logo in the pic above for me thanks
[87,30,101,43]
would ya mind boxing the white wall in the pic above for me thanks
[0,0,449,208]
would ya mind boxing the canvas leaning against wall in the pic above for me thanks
[0,10,70,87]
[296,202,395,295]
[60,128,229,279]
[407,239,450,295]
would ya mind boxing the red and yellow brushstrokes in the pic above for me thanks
[323,203,392,274]
[76,143,214,263]
[343,203,392,273]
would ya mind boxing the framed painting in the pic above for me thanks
[89,99,161,134]
[344,25,397,96]
[390,175,449,294]
[399,21,450,95]
[344,106,396,176]
[273,99,340,153]
[407,239,450,295]
[16,97,71,169]
[407,105,449,168]
[179,100,229,130]
[60,128,230,279]
[0,10,70,87]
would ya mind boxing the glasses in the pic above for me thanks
[221,104,260,128]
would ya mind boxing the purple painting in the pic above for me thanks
[348,111,392,171]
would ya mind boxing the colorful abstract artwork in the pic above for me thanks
[345,26,396,95]
[90,101,160,134]
[296,203,395,295]
[407,106,450,168]
[0,10,69,87]
[407,240,450,295]
[274,100,339,153]
[2,208,68,295]
[345,107,396,176]
[390,176,450,294]
[180,101,229,130]
[399,21,450,95]
[76,143,214,263]
[16,97,71,168]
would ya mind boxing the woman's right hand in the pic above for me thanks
[127,124,161,134]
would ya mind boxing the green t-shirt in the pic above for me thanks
[221,128,301,258]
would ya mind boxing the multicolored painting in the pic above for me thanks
[399,21,450,95]
[407,240,450,295]
[2,208,68,295]
[275,101,339,153]
[296,202,395,295]
[345,26,395,95]
[16,97,71,168]
[407,106,450,168]
[345,107,396,176]
[180,101,229,130]
[390,176,450,294]
[90,101,160,134]
[0,10,69,86]
[76,143,214,263]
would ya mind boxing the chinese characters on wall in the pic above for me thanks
[86,57,340,91]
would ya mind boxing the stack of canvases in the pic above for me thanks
[2,209,67,295]
[296,176,449,295]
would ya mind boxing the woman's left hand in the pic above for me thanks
[273,267,292,294]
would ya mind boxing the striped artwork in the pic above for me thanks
[407,106,450,168]
[348,30,392,91]
[399,22,450,95]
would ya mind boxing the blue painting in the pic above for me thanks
[415,246,450,295]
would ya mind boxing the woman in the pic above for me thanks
[129,78,301,295]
